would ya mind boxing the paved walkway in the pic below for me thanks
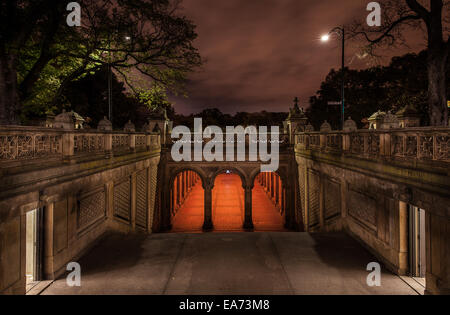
[42,232,417,295]
[172,174,285,232]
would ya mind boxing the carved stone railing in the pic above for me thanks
[0,126,161,166]
[167,132,290,162]
[295,127,450,163]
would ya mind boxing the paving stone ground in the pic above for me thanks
[42,232,417,295]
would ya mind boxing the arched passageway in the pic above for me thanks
[212,173,245,231]
[252,173,286,231]
[170,170,204,233]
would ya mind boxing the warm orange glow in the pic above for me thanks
[171,172,286,232]
[212,174,245,231]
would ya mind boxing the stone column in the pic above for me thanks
[272,174,276,202]
[284,184,295,230]
[243,185,254,230]
[105,134,113,158]
[203,182,213,231]
[177,174,181,207]
[268,173,272,197]
[131,172,137,229]
[130,134,136,151]
[173,176,177,214]
[304,168,310,232]
[187,171,191,191]
[181,172,185,200]
[398,201,408,274]
[43,202,54,279]
[277,175,283,207]
[426,212,450,295]
[319,175,325,228]
[183,172,187,197]
[62,133,74,162]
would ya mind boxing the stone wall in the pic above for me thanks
[0,127,161,295]
[294,127,450,295]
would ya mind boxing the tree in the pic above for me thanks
[348,0,449,126]
[307,50,450,129]
[307,67,390,130]
[137,85,175,120]
[0,0,201,125]
[63,65,146,129]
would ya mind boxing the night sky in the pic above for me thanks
[172,0,424,115]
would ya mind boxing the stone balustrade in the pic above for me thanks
[167,132,290,162]
[295,127,450,162]
[0,126,161,165]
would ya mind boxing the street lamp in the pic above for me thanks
[321,26,345,130]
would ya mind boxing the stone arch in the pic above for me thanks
[169,167,207,190]
[248,166,291,230]
[248,167,288,189]
[209,166,248,189]
[168,167,206,232]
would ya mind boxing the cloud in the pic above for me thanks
[173,0,424,115]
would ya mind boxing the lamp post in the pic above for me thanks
[321,26,345,130]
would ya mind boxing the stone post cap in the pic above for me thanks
[343,117,357,132]
[124,120,136,132]
[320,121,332,133]
[98,116,113,131]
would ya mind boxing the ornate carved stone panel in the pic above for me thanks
[114,177,131,221]
[78,188,106,230]
[0,134,62,160]
[136,170,148,229]
[112,135,130,151]
[435,135,449,161]
[74,135,105,153]
[298,166,306,224]
[308,170,320,228]
[324,178,341,220]
[148,164,158,229]
[348,188,377,231]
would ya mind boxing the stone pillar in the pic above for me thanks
[203,182,213,231]
[268,173,272,197]
[183,172,187,197]
[243,185,254,230]
[187,171,191,191]
[275,175,280,206]
[62,133,74,162]
[319,175,325,228]
[105,134,113,158]
[130,134,136,151]
[272,174,276,203]
[426,212,450,295]
[398,202,408,274]
[341,178,348,220]
[304,168,310,232]
[173,176,177,214]
[131,172,137,229]
[284,184,295,230]
[181,172,185,200]
[278,177,282,207]
[43,202,54,279]
[177,174,181,207]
